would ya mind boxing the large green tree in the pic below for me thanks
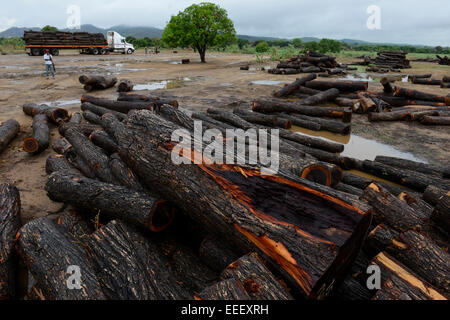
[162,2,236,63]
[41,25,58,32]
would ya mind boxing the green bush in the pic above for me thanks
[255,41,269,53]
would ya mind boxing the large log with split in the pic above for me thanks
[23,114,49,154]
[79,75,117,92]
[117,79,133,92]
[86,220,190,300]
[382,230,450,295]
[221,252,294,300]
[252,100,347,118]
[299,88,340,105]
[305,80,368,92]
[80,102,128,122]
[23,103,69,124]
[420,116,450,125]
[0,184,21,300]
[370,252,446,300]
[16,217,105,300]
[45,171,174,232]
[100,110,373,299]
[117,93,179,108]
[196,279,250,300]
[374,156,450,179]
[81,95,156,114]
[361,160,448,192]
[0,119,20,155]
[273,74,317,97]
[394,87,450,105]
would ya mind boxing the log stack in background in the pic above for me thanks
[269,51,343,75]
[23,31,107,46]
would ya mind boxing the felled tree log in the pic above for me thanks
[356,93,378,114]
[394,87,450,105]
[155,104,195,131]
[23,103,69,124]
[411,78,442,85]
[56,209,93,241]
[334,182,363,197]
[420,116,450,125]
[365,224,399,255]
[58,122,101,137]
[68,112,82,124]
[423,185,447,206]
[335,97,356,108]
[431,193,450,234]
[89,130,118,154]
[0,119,20,155]
[81,95,156,114]
[343,108,353,123]
[253,100,347,118]
[101,110,373,299]
[0,184,21,300]
[82,110,102,125]
[16,217,105,300]
[80,102,128,122]
[117,79,133,92]
[45,154,80,175]
[79,75,117,92]
[299,88,340,105]
[196,278,250,300]
[380,77,394,94]
[117,93,179,108]
[370,252,447,300]
[45,171,174,232]
[273,113,351,134]
[374,156,450,179]
[383,230,450,295]
[377,95,446,107]
[368,110,409,122]
[342,171,405,196]
[361,183,427,231]
[199,235,240,273]
[23,114,49,154]
[221,252,294,300]
[268,113,321,131]
[409,74,432,80]
[64,127,117,183]
[86,220,190,300]
[273,74,317,97]
[278,128,344,153]
[305,80,368,92]
[109,153,144,192]
[63,148,97,179]
[407,110,439,121]
[207,108,253,129]
[233,109,279,127]
[398,192,434,217]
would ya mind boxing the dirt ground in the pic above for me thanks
[0,49,449,223]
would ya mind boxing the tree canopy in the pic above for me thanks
[162,2,236,62]
[41,25,58,32]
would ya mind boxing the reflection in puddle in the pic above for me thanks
[134,77,193,91]
[251,80,290,86]
[290,125,426,163]
[337,73,409,83]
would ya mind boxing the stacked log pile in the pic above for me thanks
[269,51,346,75]
[23,31,107,46]
[437,55,450,66]
[372,51,410,69]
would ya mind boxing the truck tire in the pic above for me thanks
[100,48,107,55]
[51,49,59,56]
[31,48,41,56]
[91,48,99,55]
[127,49,133,55]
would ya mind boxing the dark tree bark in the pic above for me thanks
[23,103,69,124]
[45,154,80,175]
[394,87,450,104]
[45,171,175,232]
[79,75,117,92]
[365,224,399,255]
[196,279,251,300]
[109,153,144,192]
[0,184,21,300]
[270,113,322,131]
[56,209,93,241]
[58,122,101,137]
[278,128,344,153]
[300,88,340,105]
[81,102,128,122]
[16,217,105,300]
[253,100,347,118]
[380,77,394,94]
[89,130,118,154]
[81,95,156,114]
[23,114,49,154]
[375,156,450,179]
[100,110,373,299]
[368,110,409,122]
[420,116,450,125]
[82,110,102,125]
[272,113,351,134]
[199,235,240,274]
[221,252,294,300]
[117,79,133,92]
[273,74,317,97]
[423,185,447,206]
[431,193,450,234]
[117,93,179,109]
[86,220,190,300]
[0,119,20,155]
[68,112,83,124]
[305,80,368,92]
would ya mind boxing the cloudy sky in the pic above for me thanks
[1,0,449,46]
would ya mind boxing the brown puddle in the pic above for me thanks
[345,169,412,191]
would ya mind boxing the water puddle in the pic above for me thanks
[290,125,426,163]
[251,80,290,86]
[337,73,409,83]
[134,77,194,91]
[169,61,182,65]
[346,169,413,191]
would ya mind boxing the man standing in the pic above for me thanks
[43,49,55,79]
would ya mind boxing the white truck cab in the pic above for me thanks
[107,31,135,54]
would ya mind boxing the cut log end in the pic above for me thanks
[301,164,332,187]
[149,200,175,232]
[22,137,40,153]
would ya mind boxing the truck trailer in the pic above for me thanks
[23,30,135,56]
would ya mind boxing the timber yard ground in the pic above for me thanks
[0,49,449,223]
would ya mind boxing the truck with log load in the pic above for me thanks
[23,30,135,56]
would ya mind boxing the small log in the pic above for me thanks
[68,112,82,124]
[335,97,356,108]
[45,171,174,232]
[366,224,399,255]
[16,217,105,300]
[0,184,21,300]
[0,119,20,155]
[117,93,179,108]
[423,185,448,206]
[80,102,128,122]
[109,153,144,192]
[82,110,102,125]
[269,113,321,131]
[81,95,156,114]
[394,87,450,105]
[374,156,450,179]
[86,220,190,299]
[79,75,117,91]
[221,252,294,300]
[407,110,439,121]
[370,252,446,300]
[56,209,93,241]
[420,116,450,125]
[343,108,353,123]
[23,103,69,124]
[299,88,340,105]
[411,78,442,85]
[196,279,251,300]
[45,154,80,175]
[334,182,363,197]
[89,130,118,154]
[206,108,253,130]
[398,192,434,218]
[305,80,368,92]
[342,171,405,196]
[273,74,317,97]
[431,192,450,234]
[278,128,344,153]
[23,114,49,154]
[274,113,351,134]
[357,93,377,114]
[368,110,409,122]
[232,109,277,127]
[253,100,347,118]
[58,122,101,137]
[117,79,133,92]
[408,74,432,80]
[199,235,240,273]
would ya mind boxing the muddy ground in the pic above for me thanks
[0,49,449,223]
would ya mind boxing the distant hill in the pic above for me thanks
[0,27,40,37]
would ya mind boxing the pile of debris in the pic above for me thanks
[268,51,349,75]
[0,73,449,301]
